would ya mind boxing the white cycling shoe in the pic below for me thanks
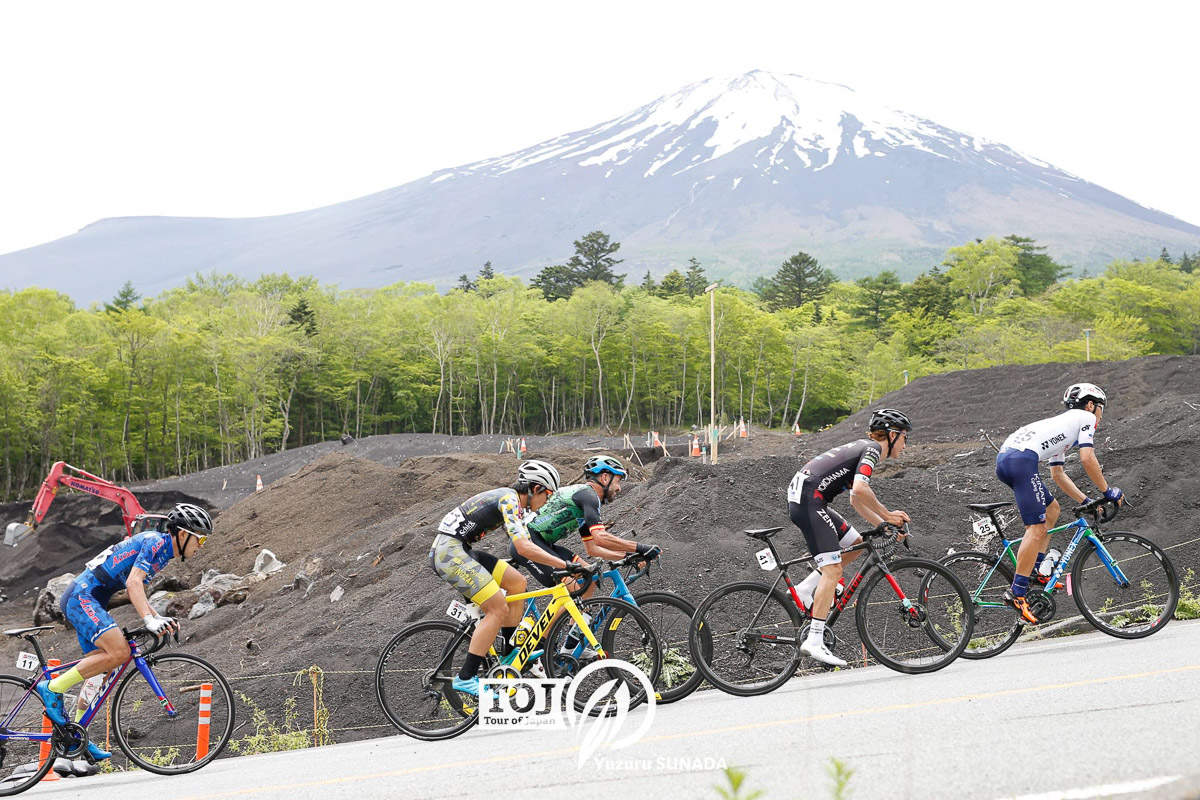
[800,638,847,668]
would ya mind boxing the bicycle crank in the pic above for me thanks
[798,623,837,651]
[56,722,89,759]
[1026,589,1057,623]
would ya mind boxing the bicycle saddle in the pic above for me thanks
[966,502,1013,513]
[3,625,56,637]
[744,527,783,540]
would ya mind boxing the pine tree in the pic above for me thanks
[656,269,687,298]
[756,251,836,310]
[641,270,657,292]
[1004,235,1070,296]
[288,296,318,337]
[478,261,496,281]
[1160,247,1174,264]
[456,274,476,293]
[531,264,581,301]
[566,231,625,286]
[105,281,141,313]
[684,257,708,297]
[849,270,903,329]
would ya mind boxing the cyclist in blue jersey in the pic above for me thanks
[997,383,1122,623]
[34,502,214,761]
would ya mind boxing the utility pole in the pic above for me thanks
[705,282,719,464]
[1083,329,1092,362]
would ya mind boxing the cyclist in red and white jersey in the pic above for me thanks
[787,409,911,666]
[996,383,1123,623]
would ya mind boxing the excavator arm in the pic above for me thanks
[4,462,148,546]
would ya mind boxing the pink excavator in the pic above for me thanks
[3,461,168,547]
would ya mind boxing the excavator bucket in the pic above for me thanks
[4,522,34,547]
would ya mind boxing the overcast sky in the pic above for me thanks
[1,1,1197,258]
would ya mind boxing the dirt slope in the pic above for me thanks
[1,355,1197,751]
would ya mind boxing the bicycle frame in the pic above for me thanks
[967,512,1129,608]
[2,631,173,751]
[750,533,913,637]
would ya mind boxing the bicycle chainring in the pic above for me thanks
[487,664,521,681]
[1026,589,1057,623]
[57,722,88,758]
[798,623,837,650]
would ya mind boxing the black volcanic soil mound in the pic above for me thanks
[2,355,1198,751]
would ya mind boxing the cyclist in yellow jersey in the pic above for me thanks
[429,460,591,696]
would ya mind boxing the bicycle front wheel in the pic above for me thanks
[1072,532,1179,639]
[689,581,803,697]
[0,674,55,795]
[543,597,661,717]
[857,558,973,674]
[634,590,709,704]
[375,619,482,741]
[111,653,234,775]
[938,551,1022,659]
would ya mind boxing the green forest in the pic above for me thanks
[2,232,1198,500]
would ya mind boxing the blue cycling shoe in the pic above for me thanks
[451,675,481,696]
[85,741,112,762]
[35,680,69,726]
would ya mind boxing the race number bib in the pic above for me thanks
[85,544,117,572]
[972,517,997,538]
[756,548,778,571]
[446,600,481,623]
[438,508,467,536]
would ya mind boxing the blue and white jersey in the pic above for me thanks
[1001,409,1097,466]
[84,531,175,588]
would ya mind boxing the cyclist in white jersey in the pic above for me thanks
[995,382,1123,623]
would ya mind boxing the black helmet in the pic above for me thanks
[1063,383,1106,410]
[583,455,627,477]
[868,408,912,433]
[167,503,213,535]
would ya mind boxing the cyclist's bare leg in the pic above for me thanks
[469,580,519,658]
[811,561,844,620]
[74,630,129,679]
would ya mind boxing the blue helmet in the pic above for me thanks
[583,455,627,477]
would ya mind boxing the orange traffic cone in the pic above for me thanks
[520,438,527,457]
[690,436,701,457]
[39,659,61,782]
[255,475,264,492]
[652,431,661,447]
[739,419,748,438]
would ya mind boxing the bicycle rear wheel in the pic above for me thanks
[375,619,482,741]
[856,558,973,674]
[1072,532,1179,639]
[0,674,55,795]
[689,581,803,697]
[634,591,709,704]
[543,597,661,717]
[111,653,234,774]
[938,551,1022,659]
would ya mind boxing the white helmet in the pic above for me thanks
[517,460,560,493]
[1063,383,1107,410]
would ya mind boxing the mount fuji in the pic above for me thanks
[5,70,1200,303]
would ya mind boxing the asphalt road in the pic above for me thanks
[25,621,1200,800]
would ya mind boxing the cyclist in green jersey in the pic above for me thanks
[511,455,660,593]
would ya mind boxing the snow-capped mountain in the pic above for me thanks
[4,71,1199,303]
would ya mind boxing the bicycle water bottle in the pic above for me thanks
[511,615,535,647]
[1039,548,1062,578]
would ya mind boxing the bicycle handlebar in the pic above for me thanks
[1072,497,1121,523]
[123,626,178,656]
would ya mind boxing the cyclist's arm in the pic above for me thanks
[574,489,627,559]
[124,568,155,619]
[849,480,905,527]
[582,526,631,560]
[499,491,571,569]
[1049,463,1089,503]
[1077,447,1108,494]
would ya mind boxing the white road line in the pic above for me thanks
[997,775,1180,800]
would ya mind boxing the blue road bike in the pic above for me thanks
[939,498,1178,659]
[0,625,233,795]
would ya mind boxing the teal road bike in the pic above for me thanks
[939,497,1178,659]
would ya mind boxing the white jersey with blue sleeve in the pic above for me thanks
[1001,409,1097,466]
